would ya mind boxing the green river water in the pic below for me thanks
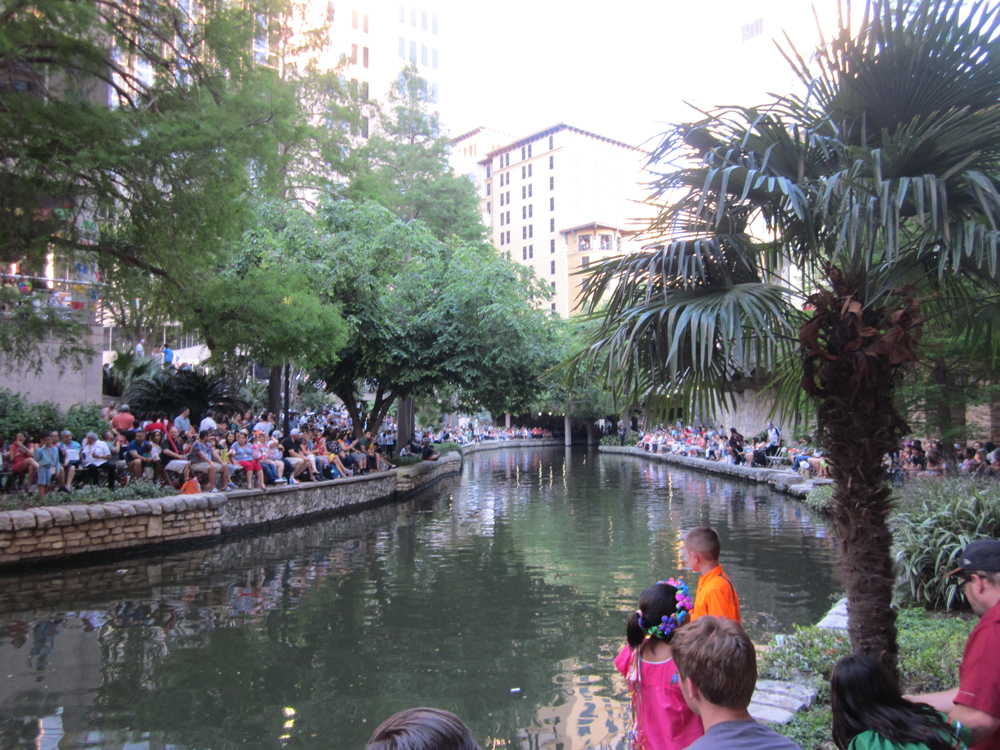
[0,446,840,750]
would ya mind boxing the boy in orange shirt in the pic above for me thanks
[683,526,741,623]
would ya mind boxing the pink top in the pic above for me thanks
[615,644,704,750]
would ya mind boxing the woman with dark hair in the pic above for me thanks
[366,707,482,750]
[831,654,969,750]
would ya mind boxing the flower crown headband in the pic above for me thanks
[638,578,692,640]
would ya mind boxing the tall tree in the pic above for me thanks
[575,0,1000,672]
[345,66,484,243]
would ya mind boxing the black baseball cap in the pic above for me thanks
[948,539,1000,576]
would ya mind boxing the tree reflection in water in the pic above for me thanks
[0,448,839,750]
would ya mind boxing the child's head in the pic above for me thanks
[366,707,482,750]
[671,615,757,714]
[626,579,693,648]
[683,526,721,571]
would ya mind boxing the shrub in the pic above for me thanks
[896,608,973,693]
[0,389,103,442]
[600,434,621,446]
[773,705,832,750]
[759,625,851,684]
[804,484,833,514]
[391,455,423,467]
[891,477,1000,608]
[436,441,463,455]
[0,479,175,511]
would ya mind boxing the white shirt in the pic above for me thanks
[82,440,111,467]
[199,417,218,432]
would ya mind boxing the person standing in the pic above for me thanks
[162,343,173,366]
[134,339,145,357]
[173,407,192,435]
[908,539,1000,750]
[683,526,741,623]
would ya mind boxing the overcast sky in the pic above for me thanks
[436,0,845,148]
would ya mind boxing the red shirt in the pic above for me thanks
[957,599,1000,750]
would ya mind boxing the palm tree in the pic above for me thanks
[577,0,1000,671]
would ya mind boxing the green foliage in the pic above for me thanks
[891,478,1000,609]
[759,625,851,684]
[600,434,622,446]
[103,350,157,397]
[436,442,463,455]
[391,455,423,467]
[239,380,268,413]
[896,609,973,693]
[804,484,834,514]
[1,479,175,512]
[296,383,332,412]
[773,706,832,750]
[125,368,248,425]
[0,389,102,442]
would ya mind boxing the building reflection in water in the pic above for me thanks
[0,448,839,750]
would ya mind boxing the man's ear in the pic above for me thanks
[678,674,701,714]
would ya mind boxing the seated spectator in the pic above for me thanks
[161,428,191,485]
[252,432,284,484]
[421,441,440,461]
[111,404,136,434]
[190,430,235,492]
[8,431,38,490]
[81,432,115,489]
[671,616,803,750]
[366,708,483,750]
[231,431,266,490]
[831,653,968,750]
[57,430,81,492]
[281,428,316,482]
[127,429,163,481]
[960,447,981,474]
[199,409,218,433]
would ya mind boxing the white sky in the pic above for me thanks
[435,0,846,148]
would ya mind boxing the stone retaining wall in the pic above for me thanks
[0,452,462,568]
[598,445,832,498]
[462,438,563,454]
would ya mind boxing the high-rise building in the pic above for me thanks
[471,123,650,317]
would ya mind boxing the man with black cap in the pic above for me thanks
[908,538,1000,750]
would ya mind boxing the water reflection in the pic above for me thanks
[0,447,839,750]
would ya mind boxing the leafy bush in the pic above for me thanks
[391,455,423,467]
[1,479,176,511]
[0,390,103,442]
[240,379,268,412]
[804,484,833,514]
[126,368,248,424]
[773,705,832,750]
[759,625,851,684]
[896,608,973,693]
[102,350,156,397]
[600,434,621,446]
[436,441,463,455]
[891,477,1000,608]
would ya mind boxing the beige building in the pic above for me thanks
[472,123,650,316]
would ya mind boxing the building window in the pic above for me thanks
[431,82,438,103]
[361,115,369,138]
[433,14,439,33]
[363,47,369,67]
[528,164,533,177]
[550,218,555,231]
[422,10,427,30]
[550,239,555,253]
[600,234,610,250]
[550,197,555,211]
[528,144,532,157]
[581,256,590,269]
[487,184,491,196]
[580,235,591,252]
[399,3,405,22]
[352,9,358,29]
[550,260,556,274]
[486,164,492,178]
[362,81,369,100]
[486,201,491,213]
[433,48,438,69]
[521,146,526,160]
[351,43,358,63]
[551,303,556,311]
[398,36,405,58]
[521,186,526,199]
[421,44,427,65]
[549,135,554,149]
[522,226,527,239]
[529,224,533,238]
[500,233,505,246]
[500,212,505,226]
[364,13,369,32]
[550,176,554,190]
[506,230,510,243]
[549,155,554,169]
[528,184,533,197]
[522,206,526,220]
[522,247,527,260]
[522,166,526,179]
[528,204,533,217]
[741,17,763,42]
[551,281,555,290]
[411,7,416,26]
[409,40,416,62]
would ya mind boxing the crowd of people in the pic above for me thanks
[0,403,459,495]
[364,534,1000,750]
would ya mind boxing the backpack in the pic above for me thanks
[180,478,201,494]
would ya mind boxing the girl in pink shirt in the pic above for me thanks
[615,579,703,750]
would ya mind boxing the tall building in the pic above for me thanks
[323,2,445,132]
[473,123,650,317]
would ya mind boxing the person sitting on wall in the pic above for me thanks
[126,429,163,480]
[81,432,115,489]
[420,440,440,462]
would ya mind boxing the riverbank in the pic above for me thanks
[598,445,832,498]
[462,438,565,453]
[0,452,462,568]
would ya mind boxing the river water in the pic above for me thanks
[0,446,840,750]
